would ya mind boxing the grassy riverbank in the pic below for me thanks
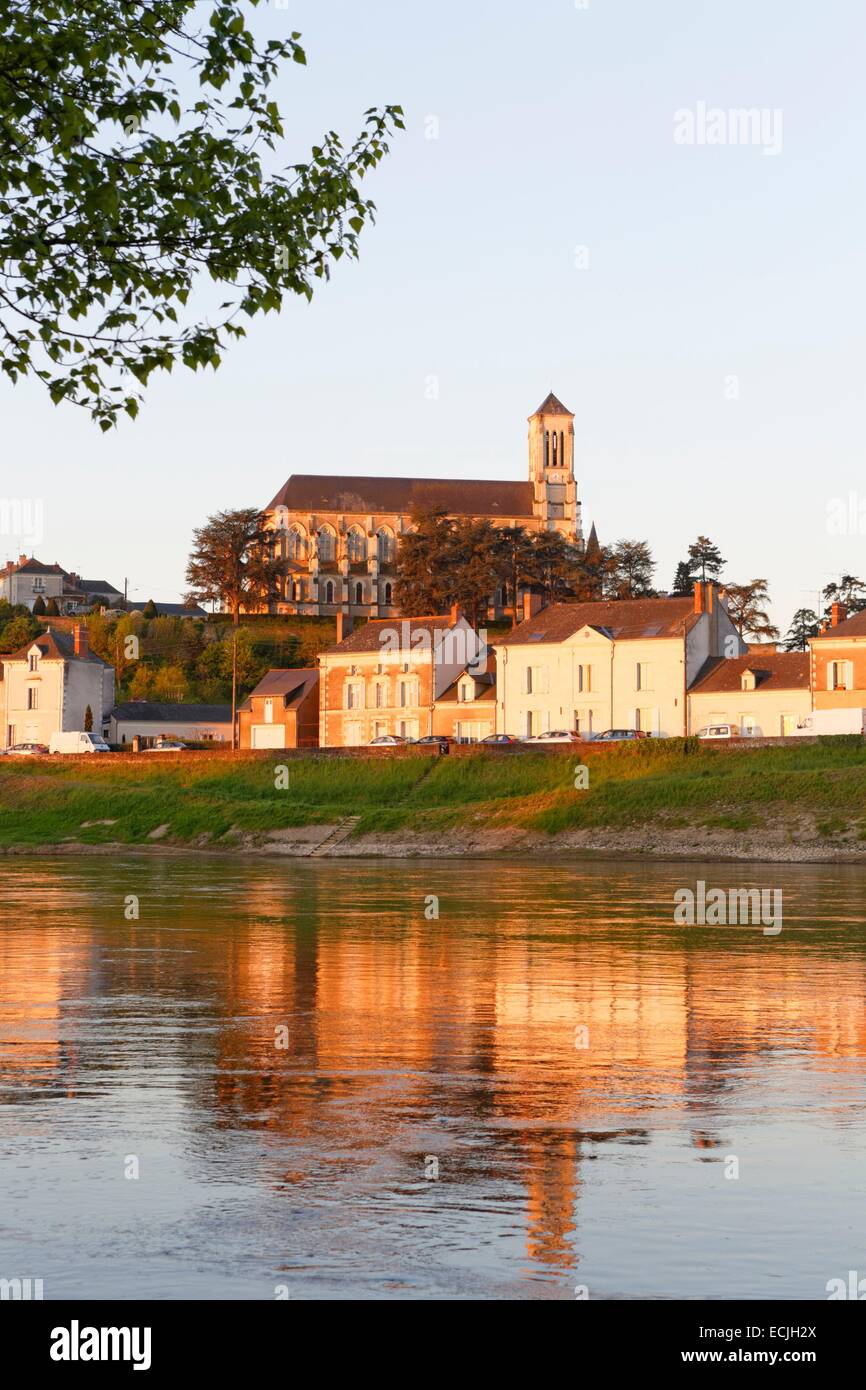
[1,738,865,859]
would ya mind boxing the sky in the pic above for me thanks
[3,0,865,629]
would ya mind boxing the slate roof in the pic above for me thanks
[266,474,535,518]
[531,391,573,417]
[2,556,66,577]
[324,615,463,655]
[495,597,703,647]
[812,610,866,639]
[239,668,319,712]
[109,702,232,723]
[689,652,810,694]
[3,628,110,666]
[436,657,497,704]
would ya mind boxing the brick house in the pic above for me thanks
[808,604,866,708]
[1,624,114,748]
[432,657,497,742]
[238,669,319,749]
[318,610,484,746]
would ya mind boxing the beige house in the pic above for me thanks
[1,625,114,748]
[318,610,485,746]
[238,669,319,749]
[0,556,66,610]
[494,584,744,738]
[261,391,584,622]
[688,651,811,736]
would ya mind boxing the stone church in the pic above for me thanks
[262,391,584,620]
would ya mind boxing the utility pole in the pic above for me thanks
[231,628,238,750]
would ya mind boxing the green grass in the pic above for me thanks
[0,737,864,849]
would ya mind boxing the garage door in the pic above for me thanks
[252,724,286,749]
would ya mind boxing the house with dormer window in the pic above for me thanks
[1,624,114,748]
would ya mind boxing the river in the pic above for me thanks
[1,854,864,1299]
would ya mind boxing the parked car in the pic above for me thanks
[480,734,523,746]
[6,742,49,756]
[49,731,111,754]
[415,735,452,749]
[593,729,649,742]
[369,734,409,746]
[532,730,584,745]
[697,724,738,740]
[142,738,188,753]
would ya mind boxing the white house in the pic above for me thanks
[494,584,745,738]
[0,556,67,611]
[688,650,811,737]
[1,624,115,748]
[107,702,233,747]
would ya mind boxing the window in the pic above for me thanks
[347,528,366,564]
[636,663,652,691]
[739,714,756,736]
[377,529,395,565]
[373,720,388,739]
[317,527,336,563]
[455,721,492,743]
[526,665,548,695]
[374,681,387,709]
[345,681,364,711]
[354,582,364,605]
[324,580,334,605]
[33,577,44,591]
[829,660,853,691]
[264,698,273,724]
[399,719,419,740]
[577,663,591,693]
[574,709,593,735]
[345,721,364,747]
[28,653,38,672]
[27,686,38,710]
[383,582,393,606]
[637,706,655,734]
[288,527,307,562]
[398,679,418,708]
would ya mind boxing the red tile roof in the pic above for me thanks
[495,597,703,646]
[689,652,809,693]
[324,616,463,655]
[2,628,109,666]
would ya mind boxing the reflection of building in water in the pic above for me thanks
[0,925,85,1098]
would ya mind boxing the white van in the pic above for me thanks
[49,731,111,755]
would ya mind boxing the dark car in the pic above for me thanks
[480,734,523,746]
[415,735,452,749]
[593,729,649,742]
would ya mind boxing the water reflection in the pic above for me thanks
[1,857,865,1298]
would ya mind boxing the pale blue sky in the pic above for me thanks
[3,0,864,628]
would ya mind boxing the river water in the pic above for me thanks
[1,854,864,1300]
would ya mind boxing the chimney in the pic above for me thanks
[449,603,463,625]
[73,623,88,658]
[693,581,704,614]
[522,590,543,622]
[831,602,847,628]
[335,610,353,644]
[18,553,27,566]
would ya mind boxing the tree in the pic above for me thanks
[0,1,403,427]
[494,526,537,626]
[142,599,158,620]
[604,540,656,600]
[783,608,820,652]
[185,507,278,623]
[45,597,60,616]
[449,519,501,627]
[395,510,456,616]
[83,704,93,731]
[686,536,726,583]
[670,560,697,596]
[0,612,37,652]
[31,594,46,615]
[724,579,780,642]
[822,575,866,620]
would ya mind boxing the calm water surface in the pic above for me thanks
[1,855,865,1300]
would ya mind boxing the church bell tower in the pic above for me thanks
[527,392,581,542]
